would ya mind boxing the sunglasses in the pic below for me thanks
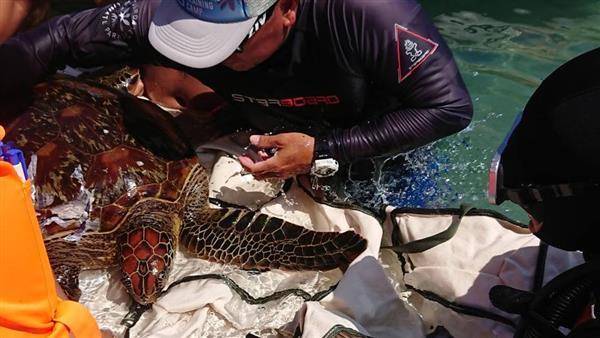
[488,111,600,205]
[235,4,277,53]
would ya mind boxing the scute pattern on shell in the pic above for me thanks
[5,77,188,229]
[85,145,167,208]
[55,102,123,155]
[32,138,90,209]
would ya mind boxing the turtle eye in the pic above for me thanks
[157,271,166,280]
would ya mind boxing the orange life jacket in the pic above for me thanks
[0,125,101,338]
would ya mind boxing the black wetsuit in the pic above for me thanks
[0,0,472,163]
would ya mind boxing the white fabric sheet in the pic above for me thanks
[78,155,584,338]
[383,209,584,338]
[80,155,423,337]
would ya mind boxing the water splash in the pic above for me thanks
[340,143,458,210]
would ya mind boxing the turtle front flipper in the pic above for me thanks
[180,208,368,271]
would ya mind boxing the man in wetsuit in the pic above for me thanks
[0,0,472,200]
[488,48,600,337]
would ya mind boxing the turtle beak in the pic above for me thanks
[122,267,168,306]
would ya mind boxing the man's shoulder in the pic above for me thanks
[310,0,420,16]
[304,0,423,36]
[95,0,159,42]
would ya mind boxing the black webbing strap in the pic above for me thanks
[382,204,523,331]
[405,285,517,328]
[122,273,338,335]
[382,204,474,254]
[533,242,549,292]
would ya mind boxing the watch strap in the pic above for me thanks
[313,137,334,161]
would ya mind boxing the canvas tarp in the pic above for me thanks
[78,155,583,338]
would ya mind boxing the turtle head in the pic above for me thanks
[118,223,175,305]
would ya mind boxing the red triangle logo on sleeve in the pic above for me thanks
[395,24,439,83]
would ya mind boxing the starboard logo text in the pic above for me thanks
[231,94,341,107]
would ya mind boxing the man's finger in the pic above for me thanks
[250,134,280,148]
[238,155,255,170]
[240,155,280,177]
[258,150,271,160]
[246,156,278,173]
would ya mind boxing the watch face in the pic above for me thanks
[312,158,339,177]
[317,167,336,176]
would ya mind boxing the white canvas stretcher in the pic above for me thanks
[78,154,583,338]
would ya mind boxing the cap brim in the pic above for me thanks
[149,0,255,69]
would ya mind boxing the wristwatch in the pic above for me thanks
[311,138,339,178]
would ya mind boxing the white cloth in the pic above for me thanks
[256,171,425,338]
[78,155,584,338]
[382,209,584,338]
[80,155,424,337]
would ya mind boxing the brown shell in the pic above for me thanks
[4,76,196,234]
[8,71,370,306]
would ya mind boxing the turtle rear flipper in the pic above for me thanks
[53,265,83,300]
[180,208,367,271]
[45,232,118,300]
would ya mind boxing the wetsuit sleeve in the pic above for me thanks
[0,0,159,97]
[321,0,473,162]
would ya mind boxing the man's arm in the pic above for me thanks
[0,0,159,97]
[0,0,34,43]
[240,0,472,180]
[320,0,473,162]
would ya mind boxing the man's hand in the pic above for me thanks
[239,133,315,180]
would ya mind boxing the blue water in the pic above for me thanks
[363,0,600,221]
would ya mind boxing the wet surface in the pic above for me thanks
[345,0,600,221]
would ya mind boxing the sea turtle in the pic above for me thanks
[3,70,367,306]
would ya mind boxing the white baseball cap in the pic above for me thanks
[149,0,278,69]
